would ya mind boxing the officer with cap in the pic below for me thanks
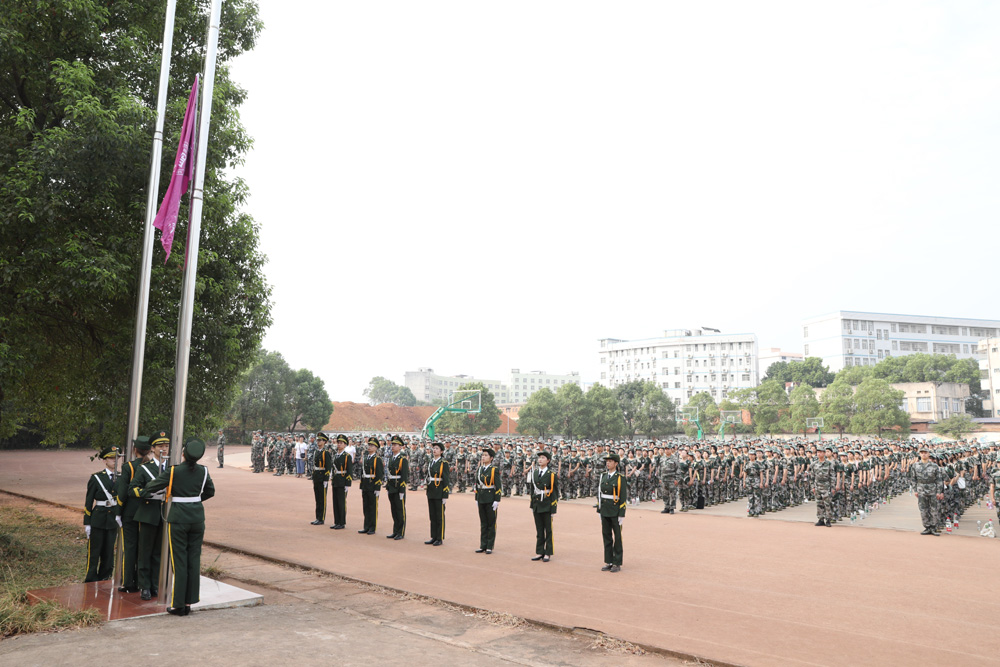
[598,452,626,572]
[474,447,502,554]
[84,445,121,582]
[117,436,150,592]
[359,436,384,535]
[311,433,331,525]
[529,450,558,562]
[330,434,353,529]
[386,435,408,539]
[142,438,216,616]
[129,430,170,600]
[425,442,450,545]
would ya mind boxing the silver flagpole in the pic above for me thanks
[158,0,224,600]
[116,0,178,589]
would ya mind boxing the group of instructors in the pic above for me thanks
[83,431,215,616]
[310,432,628,570]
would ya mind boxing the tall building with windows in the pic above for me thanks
[978,338,1000,417]
[404,368,581,405]
[801,311,1000,374]
[597,329,760,406]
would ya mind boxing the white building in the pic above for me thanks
[802,311,1000,374]
[598,329,760,406]
[404,367,581,405]
[758,347,804,376]
[978,338,1000,416]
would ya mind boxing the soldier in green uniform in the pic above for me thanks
[529,450,558,562]
[911,445,945,535]
[84,445,121,582]
[475,447,502,554]
[359,436,384,535]
[216,429,225,468]
[311,433,331,525]
[130,430,170,600]
[386,435,408,539]
[117,436,149,592]
[597,452,626,572]
[330,434,353,529]
[142,438,215,616]
[425,442,450,545]
[812,446,837,527]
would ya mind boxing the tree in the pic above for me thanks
[836,365,874,386]
[582,384,624,440]
[518,388,558,437]
[287,369,333,432]
[639,384,676,439]
[850,377,909,436]
[684,392,718,438]
[932,413,976,440]
[614,380,673,439]
[435,382,502,436]
[819,378,855,436]
[1,1,270,448]
[764,357,836,388]
[731,380,788,436]
[363,377,416,406]
[553,383,588,439]
[783,385,820,436]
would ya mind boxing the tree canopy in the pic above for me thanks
[363,376,417,407]
[435,382,502,436]
[764,357,835,388]
[1,1,269,447]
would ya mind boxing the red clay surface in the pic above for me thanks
[321,401,518,434]
[3,448,998,666]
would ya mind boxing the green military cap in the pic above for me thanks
[316,432,330,443]
[432,441,444,450]
[483,448,496,458]
[133,436,151,453]
[184,438,205,460]
[336,434,349,444]
[537,451,551,461]
[150,430,170,446]
[606,452,621,462]
[366,436,379,447]
[391,435,404,446]
[98,445,119,459]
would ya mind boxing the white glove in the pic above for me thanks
[375,490,380,498]
[85,526,91,539]
[443,499,447,506]
[115,516,123,528]
[618,517,624,526]
[492,501,499,511]
[323,482,328,489]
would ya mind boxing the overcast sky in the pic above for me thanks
[227,1,1000,402]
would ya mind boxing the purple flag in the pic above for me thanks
[153,77,199,261]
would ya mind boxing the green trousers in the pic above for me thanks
[167,521,205,608]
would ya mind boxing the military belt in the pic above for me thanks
[478,485,494,489]
[94,500,116,508]
[171,496,201,503]
[387,475,401,479]
[429,477,442,482]
[362,474,375,478]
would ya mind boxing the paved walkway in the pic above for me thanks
[3,448,1000,666]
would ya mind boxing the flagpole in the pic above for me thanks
[158,0,224,600]
[117,0,178,589]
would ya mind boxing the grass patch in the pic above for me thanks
[0,504,102,637]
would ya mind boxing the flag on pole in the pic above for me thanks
[152,77,199,261]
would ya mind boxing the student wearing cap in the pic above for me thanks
[425,442,450,546]
[311,433,331,525]
[597,453,626,572]
[529,451,558,562]
[359,437,384,535]
[142,438,216,616]
[386,435,408,539]
[117,436,150,592]
[330,434,353,529]
[84,445,121,582]
[475,448,502,554]
[130,430,170,600]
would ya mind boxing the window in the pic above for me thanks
[674,367,680,375]
[876,330,882,340]
[843,320,852,332]
[878,350,883,359]
[804,326,809,337]
[962,344,969,354]
[674,382,681,389]
[891,323,897,332]
[600,357,605,364]
[952,399,962,412]
[892,341,898,350]
[742,374,750,381]
[916,397,931,412]
[899,399,909,412]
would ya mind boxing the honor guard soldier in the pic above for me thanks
[425,442,450,546]
[130,430,170,600]
[359,437,384,534]
[84,445,121,582]
[142,438,216,616]
[330,434,353,529]
[475,447,502,554]
[117,436,149,592]
[598,452,627,572]
[386,435,408,539]
[529,450,558,562]
[311,433,331,525]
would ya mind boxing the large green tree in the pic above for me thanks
[287,368,333,432]
[582,384,624,440]
[363,376,416,407]
[518,387,557,437]
[932,413,976,440]
[0,1,269,448]
[783,385,820,436]
[819,378,854,436]
[435,382,502,436]
[553,383,588,439]
[684,392,718,439]
[764,357,836,388]
[613,380,673,439]
[850,377,909,436]
[731,380,788,436]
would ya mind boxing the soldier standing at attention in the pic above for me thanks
[912,445,945,535]
[425,442,450,546]
[130,430,170,600]
[598,452,626,572]
[529,451,558,562]
[474,447,502,554]
[84,445,121,582]
[117,436,149,592]
[385,435,408,539]
[216,428,225,469]
[329,434,353,530]
[142,438,215,616]
[311,433,331,525]
[359,437,383,535]
[811,446,837,527]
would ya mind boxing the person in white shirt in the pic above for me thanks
[294,435,308,478]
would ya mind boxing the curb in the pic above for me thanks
[1,487,740,667]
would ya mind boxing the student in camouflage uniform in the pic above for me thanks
[811,446,837,527]
[658,444,680,513]
[251,432,265,473]
[216,429,225,468]
[911,445,945,535]
[743,449,765,517]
